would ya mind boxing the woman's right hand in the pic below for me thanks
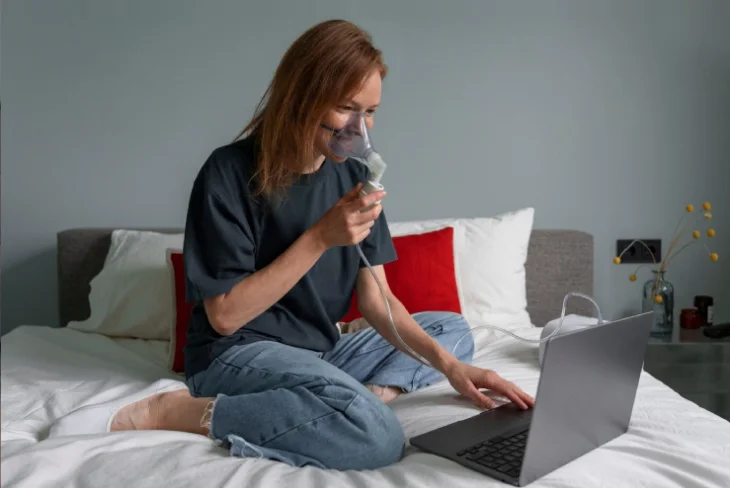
[312,183,386,249]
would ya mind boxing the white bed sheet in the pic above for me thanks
[2,323,730,488]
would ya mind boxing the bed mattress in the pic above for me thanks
[2,323,730,488]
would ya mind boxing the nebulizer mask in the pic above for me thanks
[325,111,387,207]
[326,113,604,370]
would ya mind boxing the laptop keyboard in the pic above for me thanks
[456,429,528,478]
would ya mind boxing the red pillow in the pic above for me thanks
[167,226,461,372]
[339,226,461,322]
[168,251,193,373]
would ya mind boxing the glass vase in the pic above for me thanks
[642,270,675,341]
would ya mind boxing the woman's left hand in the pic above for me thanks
[445,362,535,410]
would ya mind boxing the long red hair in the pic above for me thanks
[235,19,388,198]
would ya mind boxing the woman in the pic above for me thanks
[51,19,534,470]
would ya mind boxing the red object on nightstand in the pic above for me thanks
[680,308,702,329]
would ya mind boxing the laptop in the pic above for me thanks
[410,311,653,486]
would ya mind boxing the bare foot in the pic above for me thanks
[366,384,403,404]
[110,389,190,432]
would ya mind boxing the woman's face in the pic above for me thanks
[316,69,382,163]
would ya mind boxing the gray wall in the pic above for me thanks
[2,0,729,334]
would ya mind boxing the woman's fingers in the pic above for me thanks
[501,379,535,408]
[488,376,533,410]
[352,204,382,225]
[352,219,376,237]
[503,388,529,410]
[354,228,371,243]
[496,377,534,410]
[467,384,496,410]
[519,389,536,408]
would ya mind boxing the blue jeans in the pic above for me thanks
[186,311,474,470]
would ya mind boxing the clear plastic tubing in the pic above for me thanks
[356,244,604,369]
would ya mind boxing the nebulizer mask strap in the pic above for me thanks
[327,113,604,370]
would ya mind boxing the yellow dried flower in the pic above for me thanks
[613,257,621,264]
[654,295,664,304]
[710,253,719,262]
[685,204,694,212]
[692,230,701,239]
[703,202,712,211]
[707,228,716,238]
[705,212,712,219]
[629,274,637,282]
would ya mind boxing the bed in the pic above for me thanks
[2,224,730,488]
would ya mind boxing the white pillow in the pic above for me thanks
[388,207,535,330]
[67,230,184,340]
[68,208,533,340]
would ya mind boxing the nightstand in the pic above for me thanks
[643,328,730,421]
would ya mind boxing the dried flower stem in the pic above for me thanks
[632,264,654,275]
[652,226,689,296]
[618,239,662,298]
[662,218,699,272]
[618,239,658,264]
[669,213,688,247]
[664,240,697,268]
[650,270,663,298]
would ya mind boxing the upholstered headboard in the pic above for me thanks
[56,228,594,328]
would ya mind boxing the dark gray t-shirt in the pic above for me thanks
[182,136,397,378]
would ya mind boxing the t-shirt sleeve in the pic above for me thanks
[358,207,397,268]
[183,153,257,302]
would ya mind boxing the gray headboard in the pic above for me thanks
[57,228,594,328]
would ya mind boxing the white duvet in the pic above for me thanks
[2,323,730,488]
